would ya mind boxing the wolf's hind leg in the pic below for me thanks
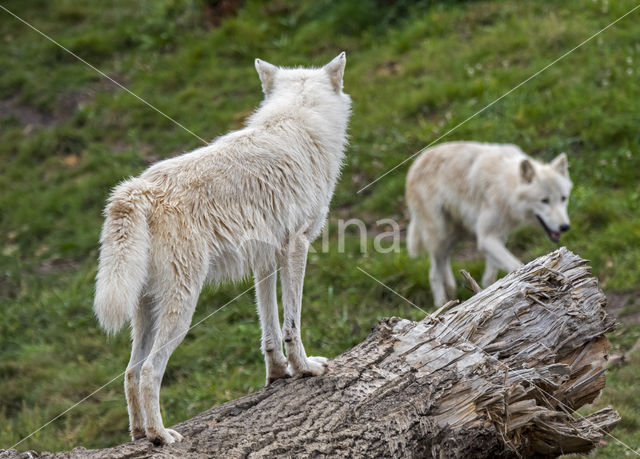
[125,294,156,440]
[254,265,289,384]
[280,233,328,378]
[420,211,455,307]
[406,218,424,257]
[426,234,455,307]
[429,249,450,307]
[139,247,206,445]
[140,288,199,445]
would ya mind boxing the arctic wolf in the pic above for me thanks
[406,141,571,306]
[94,53,351,445]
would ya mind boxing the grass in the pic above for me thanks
[1,0,639,455]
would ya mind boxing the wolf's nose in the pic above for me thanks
[560,224,570,232]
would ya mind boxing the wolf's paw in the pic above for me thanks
[166,429,184,442]
[147,427,183,446]
[266,366,292,385]
[265,356,293,385]
[131,428,146,441]
[298,355,329,378]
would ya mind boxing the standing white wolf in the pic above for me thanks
[406,141,572,306]
[94,53,351,445]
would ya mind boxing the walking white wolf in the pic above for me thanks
[406,141,572,306]
[94,53,351,445]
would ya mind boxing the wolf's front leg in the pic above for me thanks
[477,234,523,274]
[254,266,290,384]
[481,258,499,288]
[475,213,522,274]
[280,233,328,377]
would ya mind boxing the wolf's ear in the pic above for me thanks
[255,58,277,95]
[324,52,346,92]
[520,159,535,183]
[550,153,569,177]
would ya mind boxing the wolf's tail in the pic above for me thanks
[94,178,154,334]
[406,217,424,258]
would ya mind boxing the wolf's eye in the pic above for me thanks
[541,198,550,204]
[561,196,567,202]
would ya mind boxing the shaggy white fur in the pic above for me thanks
[94,53,351,445]
[406,141,572,306]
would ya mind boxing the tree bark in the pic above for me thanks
[3,248,620,458]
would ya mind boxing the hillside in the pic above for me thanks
[1,0,639,456]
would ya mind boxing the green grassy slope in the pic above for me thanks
[1,0,639,455]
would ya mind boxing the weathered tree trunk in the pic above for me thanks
[4,248,619,458]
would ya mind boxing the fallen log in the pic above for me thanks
[2,248,619,458]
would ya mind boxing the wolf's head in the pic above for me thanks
[248,53,351,158]
[252,53,351,117]
[518,154,572,242]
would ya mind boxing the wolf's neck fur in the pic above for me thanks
[246,89,351,163]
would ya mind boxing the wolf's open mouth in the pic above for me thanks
[536,215,561,242]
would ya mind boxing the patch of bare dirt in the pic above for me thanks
[0,91,92,133]
[35,258,82,276]
[605,289,640,325]
[0,96,53,127]
[203,0,245,27]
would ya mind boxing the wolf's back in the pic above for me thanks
[94,178,153,334]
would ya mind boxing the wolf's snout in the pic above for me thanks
[560,224,570,233]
